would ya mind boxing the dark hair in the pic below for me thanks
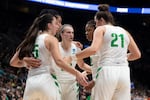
[39,9,61,18]
[95,4,115,25]
[17,13,54,59]
[86,20,96,29]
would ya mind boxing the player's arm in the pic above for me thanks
[75,26,105,59]
[9,50,25,68]
[77,59,92,74]
[126,31,141,61]
[23,57,41,67]
[45,35,88,86]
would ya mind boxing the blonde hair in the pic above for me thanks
[57,24,73,41]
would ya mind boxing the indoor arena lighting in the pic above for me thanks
[27,0,150,14]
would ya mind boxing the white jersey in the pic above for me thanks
[55,42,81,82]
[28,34,53,76]
[97,25,130,66]
[91,25,131,100]
[23,34,61,100]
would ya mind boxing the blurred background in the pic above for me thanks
[0,0,150,99]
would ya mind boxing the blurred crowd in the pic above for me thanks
[0,64,27,100]
[131,89,150,100]
[0,63,150,100]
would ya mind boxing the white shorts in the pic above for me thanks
[59,80,79,100]
[91,66,131,100]
[23,73,61,100]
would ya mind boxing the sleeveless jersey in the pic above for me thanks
[23,33,61,100]
[97,25,130,66]
[28,34,53,76]
[55,43,81,82]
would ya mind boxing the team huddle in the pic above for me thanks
[10,4,141,100]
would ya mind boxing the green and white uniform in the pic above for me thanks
[91,25,130,100]
[89,53,99,99]
[54,43,80,100]
[23,34,61,100]
[90,53,99,81]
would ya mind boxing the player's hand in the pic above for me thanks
[84,80,95,91]
[82,71,88,76]
[76,71,88,87]
[23,57,41,68]
[73,41,83,49]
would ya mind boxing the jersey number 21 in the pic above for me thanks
[111,33,124,48]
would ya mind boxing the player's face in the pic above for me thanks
[85,24,94,41]
[56,16,62,33]
[50,17,59,35]
[61,26,74,42]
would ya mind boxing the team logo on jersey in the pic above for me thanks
[72,48,76,54]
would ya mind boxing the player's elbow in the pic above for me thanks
[135,51,141,59]
[55,58,64,68]
[9,59,17,67]
[9,60,13,66]
[9,58,16,66]
[90,49,97,55]
[90,46,99,55]
[128,52,141,61]
[55,59,61,65]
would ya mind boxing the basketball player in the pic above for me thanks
[9,14,88,100]
[22,9,83,67]
[67,4,141,100]
[53,24,91,100]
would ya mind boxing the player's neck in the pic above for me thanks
[61,41,71,51]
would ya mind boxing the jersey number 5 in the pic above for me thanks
[32,44,39,58]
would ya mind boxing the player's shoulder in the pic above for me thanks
[45,34,58,43]
[95,25,106,32]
